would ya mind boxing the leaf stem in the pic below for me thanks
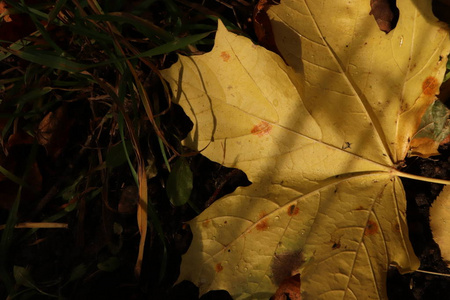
[392,170,450,185]
[415,269,450,277]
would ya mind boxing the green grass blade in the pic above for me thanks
[0,166,29,187]
[86,13,174,42]
[118,113,138,186]
[157,137,170,172]
[17,87,52,105]
[0,141,39,293]
[66,22,114,43]
[0,77,22,86]
[117,77,139,186]
[0,187,22,293]
[9,49,89,72]
[26,10,64,55]
[88,31,211,69]
[48,0,68,23]
[133,32,211,58]
[0,40,31,61]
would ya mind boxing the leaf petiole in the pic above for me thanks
[393,170,450,185]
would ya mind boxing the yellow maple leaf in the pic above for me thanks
[430,185,450,265]
[162,0,450,299]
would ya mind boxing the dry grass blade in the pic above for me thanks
[0,222,68,230]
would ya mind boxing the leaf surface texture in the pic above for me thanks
[162,1,450,298]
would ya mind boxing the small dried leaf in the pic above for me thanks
[37,105,73,159]
[0,1,12,22]
[410,100,450,157]
[369,0,396,33]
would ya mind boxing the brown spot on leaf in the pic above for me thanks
[393,222,400,232]
[272,274,301,300]
[332,242,341,250]
[215,262,224,273]
[287,205,299,216]
[364,220,379,236]
[220,51,230,62]
[202,219,211,228]
[256,219,269,231]
[251,121,272,137]
[256,211,269,231]
[271,251,304,286]
[422,76,439,96]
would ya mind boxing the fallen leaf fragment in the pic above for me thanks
[162,0,450,298]
[369,0,396,33]
[0,1,35,45]
[37,104,74,159]
[430,185,450,265]
[253,0,281,55]
[0,1,12,22]
[410,100,450,157]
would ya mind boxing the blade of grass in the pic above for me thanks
[0,77,23,86]
[0,187,22,293]
[66,22,115,43]
[131,32,211,58]
[157,137,170,171]
[0,222,68,230]
[135,160,148,277]
[83,3,173,278]
[163,0,181,17]
[48,0,68,23]
[17,87,52,105]
[117,114,138,185]
[122,67,169,280]
[86,13,174,42]
[88,32,211,70]
[22,187,101,241]
[0,40,31,61]
[4,30,209,74]
[4,1,49,19]
[25,8,65,55]
[7,48,89,72]
[117,76,139,185]
[86,0,104,14]
[0,141,39,294]
[0,165,29,187]
[95,18,168,279]
[152,93,171,172]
